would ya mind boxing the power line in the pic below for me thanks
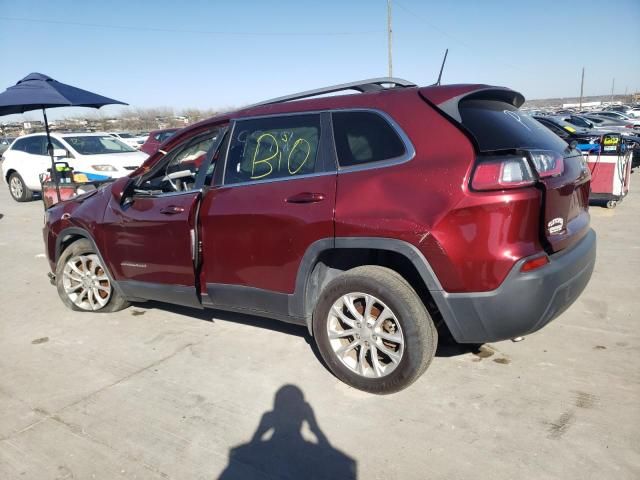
[391,0,534,75]
[0,16,384,37]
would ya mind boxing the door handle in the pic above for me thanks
[159,205,185,214]
[285,192,325,204]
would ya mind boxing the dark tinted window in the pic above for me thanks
[20,136,47,155]
[11,138,27,152]
[11,136,65,154]
[332,111,405,167]
[564,115,592,128]
[225,114,321,185]
[459,100,568,152]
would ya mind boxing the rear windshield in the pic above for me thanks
[459,99,568,152]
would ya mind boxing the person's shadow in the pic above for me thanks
[218,385,356,480]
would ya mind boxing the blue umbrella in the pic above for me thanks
[0,72,127,201]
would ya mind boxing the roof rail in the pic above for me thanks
[244,77,416,109]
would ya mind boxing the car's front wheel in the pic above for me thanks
[312,266,437,394]
[8,172,33,202]
[55,239,129,312]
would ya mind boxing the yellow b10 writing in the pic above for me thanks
[251,131,312,180]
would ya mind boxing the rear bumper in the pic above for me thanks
[434,229,596,343]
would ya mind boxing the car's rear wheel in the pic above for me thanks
[8,172,33,202]
[313,266,437,394]
[55,239,129,312]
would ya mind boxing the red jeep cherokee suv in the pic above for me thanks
[43,78,596,394]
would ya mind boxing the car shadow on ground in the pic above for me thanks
[216,384,357,480]
[133,301,479,359]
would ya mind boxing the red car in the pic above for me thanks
[43,78,596,393]
[139,128,179,155]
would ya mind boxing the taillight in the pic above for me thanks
[471,149,565,191]
[471,154,535,191]
[528,150,564,178]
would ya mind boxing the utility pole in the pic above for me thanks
[610,78,615,102]
[387,0,393,77]
[579,67,584,110]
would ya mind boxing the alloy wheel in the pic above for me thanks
[10,176,23,199]
[62,254,112,311]
[327,292,405,378]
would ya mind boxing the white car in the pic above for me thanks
[627,108,640,119]
[1,132,148,202]
[109,132,148,149]
[591,111,640,127]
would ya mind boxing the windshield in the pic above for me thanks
[64,136,137,155]
[116,132,135,138]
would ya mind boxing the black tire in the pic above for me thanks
[8,172,33,202]
[55,239,129,313]
[312,266,437,394]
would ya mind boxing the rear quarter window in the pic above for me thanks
[459,100,568,152]
[332,111,406,167]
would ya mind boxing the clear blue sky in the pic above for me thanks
[1,0,639,121]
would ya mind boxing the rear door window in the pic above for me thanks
[224,114,322,185]
[332,111,406,167]
[23,136,47,155]
[459,100,568,152]
[11,138,27,152]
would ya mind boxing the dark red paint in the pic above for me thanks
[43,83,591,300]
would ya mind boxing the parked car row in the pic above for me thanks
[531,109,637,208]
[106,129,182,152]
[1,132,148,201]
[0,125,184,202]
[108,132,148,149]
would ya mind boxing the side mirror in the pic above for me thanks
[111,176,131,204]
[52,148,68,158]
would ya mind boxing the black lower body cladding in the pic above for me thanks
[435,229,597,343]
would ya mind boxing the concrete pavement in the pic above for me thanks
[0,179,638,479]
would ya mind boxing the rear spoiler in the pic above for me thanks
[419,85,525,123]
